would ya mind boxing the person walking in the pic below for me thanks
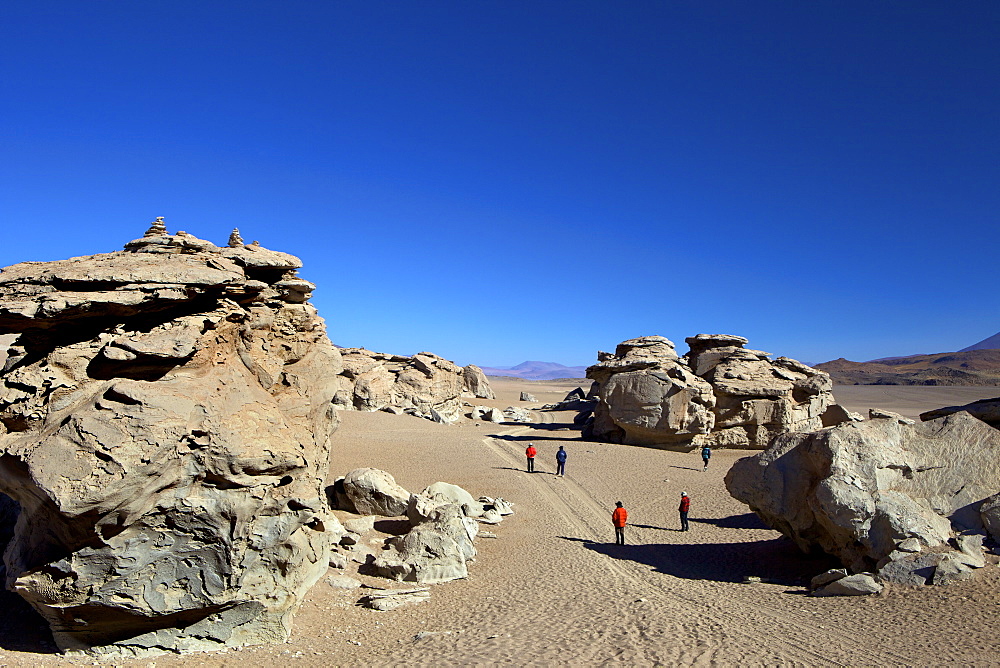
[701,445,712,472]
[525,443,536,473]
[612,501,628,545]
[679,491,690,531]
[555,445,567,476]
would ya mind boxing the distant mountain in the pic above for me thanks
[479,361,588,380]
[816,349,1000,386]
[960,331,1000,352]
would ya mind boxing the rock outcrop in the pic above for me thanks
[726,412,998,583]
[585,334,838,448]
[332,348,485,422]
[920,397,1000,429]
[0,227,341,655]
[462,364,496,399]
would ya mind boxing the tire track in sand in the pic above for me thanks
[482,418,912,666]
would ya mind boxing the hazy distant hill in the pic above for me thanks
[479,361,588,380]
[960,331,1000,352]
[816,349,1000,386]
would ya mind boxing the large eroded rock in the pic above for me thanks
[585,334,838,448]
[725,412,1000,577]
[0,227,341,655]
[332,348,473,421]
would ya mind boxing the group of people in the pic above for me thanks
[524,443,567,476]
[525,441,709,544]
[612,491,690,544]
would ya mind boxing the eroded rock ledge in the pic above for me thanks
[0,225,342,656]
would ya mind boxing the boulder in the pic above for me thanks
[811,573,883,597]
[503,406,532,422]
[420,482,485,517]
[920,397,1000,429]
[333,348,466,421]
[564,387,586,401]
[585,334,841,449]
[870,408,916,424]
[462,365,496,399]
[726,412,1000,577]
[520,391,538,402]
[810,568,849,590]
[0,229,341,656]
[358,587,430,610]
[342,468,410,517]
[470,406,504,423]
[370,520,470,584]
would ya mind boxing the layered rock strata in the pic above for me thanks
[726,412,997,583]
[585,334,837,448]
[0,228,341,655]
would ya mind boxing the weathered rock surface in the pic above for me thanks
[811,573,883,597]
[332,348,467,422]
[920,397,1000,429]
[585,334,838,448]
[470,406,504,423]
[726,412,999,580]
[0,228,341,655]
[461,364,496,400]
[519,391,537,402]
[342,468,410,517]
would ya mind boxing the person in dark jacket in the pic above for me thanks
[525,443,536,472]
[701,445,712,471]
[612,501,627,545]
[679,492,690,531]
[555,445,567,476]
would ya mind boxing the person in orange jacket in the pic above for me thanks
[612,501,627,545]
[525,443,536,472]
[679,491,690,531]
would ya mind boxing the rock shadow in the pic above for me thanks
[693,513,770,530]
[0,587,56,653]
[559,535,838,585]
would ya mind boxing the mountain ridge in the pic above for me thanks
[478,360,588,380]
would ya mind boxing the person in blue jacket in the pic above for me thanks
[555,445,567,476]
[701,445,712,472]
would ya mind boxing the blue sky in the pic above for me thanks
[2,2,997,367]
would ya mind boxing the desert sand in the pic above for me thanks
[2,379,1000,666]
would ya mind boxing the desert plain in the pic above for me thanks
[2,378,1000,666]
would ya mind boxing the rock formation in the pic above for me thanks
[584,334,838,448]
[0,228,342,655]
[920,397,1000,429]
[726,412,997,584]
[462,364,496,399]
[331,348,491,422]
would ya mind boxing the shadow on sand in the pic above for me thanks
[559,531,838,586]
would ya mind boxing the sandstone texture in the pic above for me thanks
[0,229,342,656]
[332,348,491,422]
[726,412,999,583]
[584,334,838,448]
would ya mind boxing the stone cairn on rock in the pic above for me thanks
[0,224,343,656]
[326,468,512,590]
[726,412,998,588]
[228,227,245,247]
[583,334,842,449]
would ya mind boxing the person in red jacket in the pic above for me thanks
[679,491,690,531]
[612,501,628,545]
[525,443,536,472]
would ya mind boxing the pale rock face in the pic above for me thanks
[333,349,466,421]
[462,364,496,399]
[0,232,340,655]
[585,334,837,449]
[725,412,999,578]
[342,468,410,517]
[372,503,478,584]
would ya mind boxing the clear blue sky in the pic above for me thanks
[2,2,997,366]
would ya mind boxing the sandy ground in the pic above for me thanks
[3,379,1000,666]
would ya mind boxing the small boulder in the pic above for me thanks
[343,468,410,517]
[869,408,916,424]
[810,568,848,590]
[520,391,538,402]
[327,574,362,589]
[811,573,883,596]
